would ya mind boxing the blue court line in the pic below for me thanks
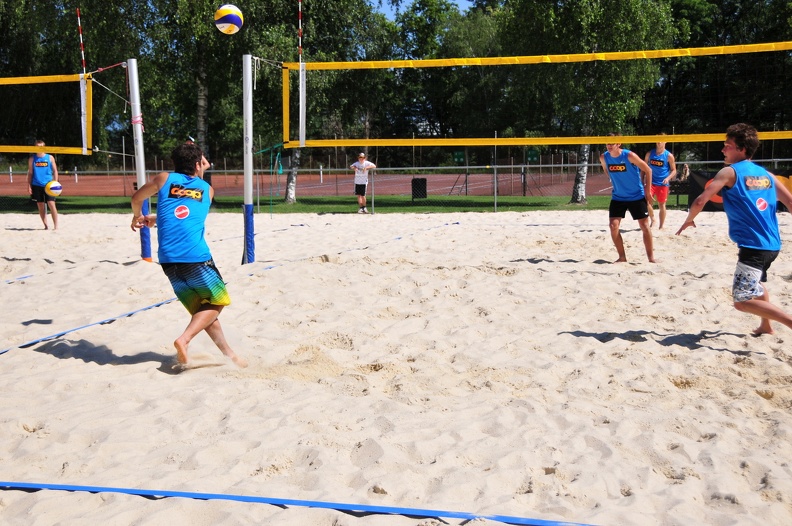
[0,481,592,526]
[0,299,176,356]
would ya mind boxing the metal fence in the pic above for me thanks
[3,159,790,212]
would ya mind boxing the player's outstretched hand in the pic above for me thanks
[675,220,695,236]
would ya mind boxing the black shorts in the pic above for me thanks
[31,185,56,203]
[609,198,649,220]
[738,247,779,282]
[354,184,367,196]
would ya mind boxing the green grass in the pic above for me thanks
[0,194,690,214]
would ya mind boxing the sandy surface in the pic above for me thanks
[2,209,792,526]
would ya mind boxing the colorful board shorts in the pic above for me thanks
[651,185,670,203]
[161,260,231,314]
[732,248,778,302]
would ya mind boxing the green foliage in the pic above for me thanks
[1,0,791,173]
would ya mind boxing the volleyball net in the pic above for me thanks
[0,73,93,155]
[279,41,792,149]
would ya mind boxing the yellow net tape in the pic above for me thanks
[0,73,93,155]
[280,41,792,148]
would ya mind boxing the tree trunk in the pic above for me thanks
[285,149,299,204]
[569,143,590,204]
[196,56,209,152]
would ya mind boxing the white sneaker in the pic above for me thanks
[357,208,366,214]
[362,208,368,214]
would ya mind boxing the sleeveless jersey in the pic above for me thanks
[155,172,212,263]
[647,149,671,186]
[31,154,53,187]
[604,149,644,201]
[722,160,781,251]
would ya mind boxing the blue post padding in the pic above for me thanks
[140,199,152,260]
[242,203,254,264]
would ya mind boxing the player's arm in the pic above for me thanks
[773,174,792,213]
[676,167,734,235]
[131,171,168,231]
[629,152,653,199]
[599,153,608,174]
[27,156,33,187]
[50,155,59,182]
[665,153,677,184]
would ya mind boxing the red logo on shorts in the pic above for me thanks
[174,205,190,219]
[756,198,768,211]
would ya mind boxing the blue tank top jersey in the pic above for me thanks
[604,149,645,201]
[722,160,781,251]
[647,149,671,186]
[155,172,212,263]
[31,154,53,187]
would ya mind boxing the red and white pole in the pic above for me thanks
[76,8,87,75]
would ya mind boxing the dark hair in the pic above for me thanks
[171,143,204,175]
[725,123,759,158]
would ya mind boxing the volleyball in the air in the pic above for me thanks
[45,180,63,197]
[214,4,243,35]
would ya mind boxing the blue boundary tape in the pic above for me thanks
[0,299,176,356]
[0,481,591,526]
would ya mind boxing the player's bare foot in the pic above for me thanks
[752,326,774,336]
[222,350,248,368]
[174,339,189,364]
[613,258,628,264]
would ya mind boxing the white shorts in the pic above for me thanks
[733,262,765,302]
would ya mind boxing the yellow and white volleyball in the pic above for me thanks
[45,180,63,197]
[214,4,243,35]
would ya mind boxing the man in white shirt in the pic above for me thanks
[350,152,376,214]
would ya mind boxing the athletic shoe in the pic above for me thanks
[362,208,368,214]
[358,208,366,214]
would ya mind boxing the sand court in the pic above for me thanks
[2,210,792,525]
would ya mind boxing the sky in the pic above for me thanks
[377,1,474,20]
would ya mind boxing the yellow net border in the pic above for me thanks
[0,73,93,155]
[280,41,792,148]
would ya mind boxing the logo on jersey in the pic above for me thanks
[34,161,49,167]
[608,164,627,172]
[649,159,664,167]
[756,198,769,211]
[745,175,772,190]
[168,183,204,201]
[174,204,190,219]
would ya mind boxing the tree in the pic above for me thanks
[501,0,676,203]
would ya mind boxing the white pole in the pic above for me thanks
[9,166,12,183]
[127,58,151,261]
[128,59,146,192]
[242,54,255,264]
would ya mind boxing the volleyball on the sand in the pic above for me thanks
[45,180,62,197]
[214,4,243,34]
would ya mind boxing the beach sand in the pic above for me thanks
[2,209,792,525]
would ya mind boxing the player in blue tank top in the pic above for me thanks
[644,135,677,230]
[677,123,792,335]
[26,139,60,230]
[131,143,248,369]
[599,135,656,263]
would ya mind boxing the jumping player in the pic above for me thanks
[676,123,792,335]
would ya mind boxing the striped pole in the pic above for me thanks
[76,9,86,76]
[298,0,303,62]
